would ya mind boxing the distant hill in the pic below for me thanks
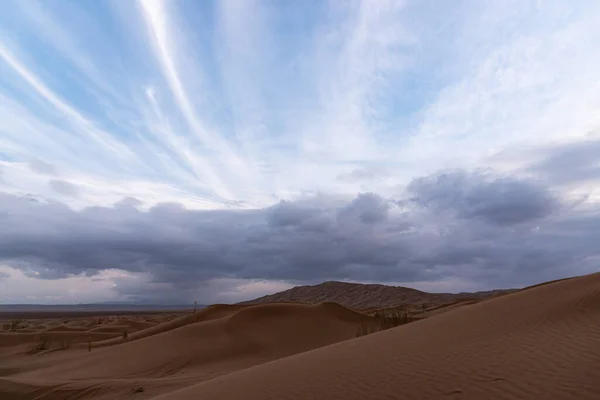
[239,281,515,309]
[0,304,201,320]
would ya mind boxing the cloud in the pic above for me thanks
[114,196,143,209]
[336,167,389,183]
[0,42,132,161]
[138,0,248,201]
[337,193,390,224]
[0,265,131,304]
[49,179,80,197]
[406,170,558,226]
[0,169,597,302]
[528,139,600,186]
[267,200,325,228]
[29,159,58,176]
[2,0,599,212]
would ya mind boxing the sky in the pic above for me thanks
[1,0,599,304]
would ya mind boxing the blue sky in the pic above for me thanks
[1,0,599,304]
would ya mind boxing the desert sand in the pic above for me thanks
[1,273,599,399]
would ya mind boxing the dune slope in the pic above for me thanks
[27,303,368,381]
[158,273,600,400]
[0,303,373,399]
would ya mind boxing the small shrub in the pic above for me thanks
[356,323,377,337]
[9,320,23,331]
[356,311,415,338]
[27,339,49,354]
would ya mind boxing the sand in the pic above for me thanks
[1,273,599,399]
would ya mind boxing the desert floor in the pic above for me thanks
[1,273,599,399]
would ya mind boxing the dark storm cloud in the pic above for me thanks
[337,193,390,224]
[49,179,80,197]
[267,200,323,228]
[407,170,558,225]
[1,168,598,302]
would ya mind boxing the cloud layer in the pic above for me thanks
[1,167,598,302]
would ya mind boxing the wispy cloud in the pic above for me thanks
[2,0,597,207]
[0,43,133,161]
[402,1,600,174]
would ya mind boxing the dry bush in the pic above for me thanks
[356,311,415,338]
[8,320,24,331]
[27,339,50,354]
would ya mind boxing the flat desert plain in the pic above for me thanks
[1,272,599,399]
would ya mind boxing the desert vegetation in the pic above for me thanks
[2,319,25,331]
[356,311,415,337]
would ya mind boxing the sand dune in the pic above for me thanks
[0,302,375,399]
[23,303,370,380]
[1,273,599,400]
[85,304,246,349]
[159,272,600,400]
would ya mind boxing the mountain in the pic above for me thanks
[239,281,515,309]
